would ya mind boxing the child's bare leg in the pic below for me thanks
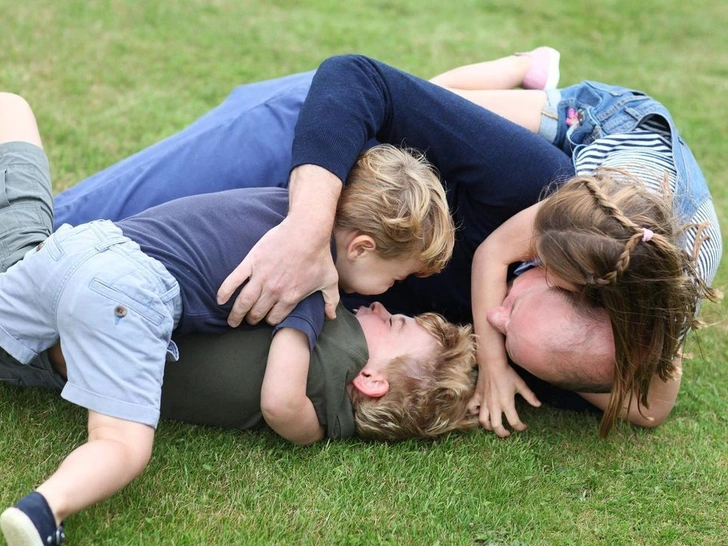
[430,46,560,91]
[430,55,533,90]
[441,89,547,134]
[1,411,154,545]
[429,47,561,134]
[0,92,43,147]
[38,412,154,524]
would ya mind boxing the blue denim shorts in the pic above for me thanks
[539,81,712,222]
[540,81,661,153]
[0,220,182,427]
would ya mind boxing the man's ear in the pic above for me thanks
[352,369,389,398]
[347,234,377,259]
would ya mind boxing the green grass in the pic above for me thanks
[1,1,727,544]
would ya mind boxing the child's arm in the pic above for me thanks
[578,354,683,428]
[471,202,543,437]
[260,328,325,445]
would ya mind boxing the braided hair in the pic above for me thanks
[534,169,717,437]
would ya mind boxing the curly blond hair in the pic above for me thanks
[351,313,478,441]
[337,144,454,276]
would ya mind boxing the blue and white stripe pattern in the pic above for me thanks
[573,120,722,287]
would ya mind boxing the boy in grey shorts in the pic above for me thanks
[0,93,477,546]
[0,104,64,392]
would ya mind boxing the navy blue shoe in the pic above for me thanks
[0,492,65,546]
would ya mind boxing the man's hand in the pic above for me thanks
[217,164,343,326]
[217,219,339,326]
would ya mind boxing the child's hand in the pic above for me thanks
[474,358,541,437]
[468,202,544,437]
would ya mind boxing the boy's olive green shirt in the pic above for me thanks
[160,304,368,439]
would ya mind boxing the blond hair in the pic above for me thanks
[337,144,454,275]
[351,313,478,441]
[534,170,719,437]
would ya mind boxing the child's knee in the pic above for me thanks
[0,92,30,111]
[0,92,42,147]
[87,412,155,472]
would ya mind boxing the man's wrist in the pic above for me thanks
[289,164,341,208]
[288,164,342,239]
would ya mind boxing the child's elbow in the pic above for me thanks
[292,436,320,447]
[628,404,673,429]
[260,396,299,429]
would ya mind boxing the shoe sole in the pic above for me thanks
[542,48,561,90]
[0,507,44,546]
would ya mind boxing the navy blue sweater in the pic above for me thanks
[290,54,574,322]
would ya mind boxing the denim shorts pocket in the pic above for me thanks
[89,278,167,326]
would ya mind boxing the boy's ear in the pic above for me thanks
[352,369,389,398]
[347,234,377,259]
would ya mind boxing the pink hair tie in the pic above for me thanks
[642,228,654,242]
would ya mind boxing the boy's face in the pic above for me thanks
[338,253,425,296]
[354,302,437,368]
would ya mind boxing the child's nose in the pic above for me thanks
[486,305,510,335]
[369,301,391,319]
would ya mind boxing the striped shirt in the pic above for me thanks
[573,119,722,287]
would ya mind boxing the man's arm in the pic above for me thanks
[217,165,342,326]
[260,328,325,445]
[220,55,573,327]
[290,54,570,230]
[578,354,683,428]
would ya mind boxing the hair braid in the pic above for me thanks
[534,169,716,437]
[581,178,648,284]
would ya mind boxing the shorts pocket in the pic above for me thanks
[89,278,167,326]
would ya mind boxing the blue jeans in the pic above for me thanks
[53,71,315,227]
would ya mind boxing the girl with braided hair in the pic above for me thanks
[436,48,722,436]
[474,170,718,437]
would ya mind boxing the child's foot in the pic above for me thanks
[516,46,561,90]
[0,492,65,546]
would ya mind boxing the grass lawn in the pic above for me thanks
[1,1,726,544]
